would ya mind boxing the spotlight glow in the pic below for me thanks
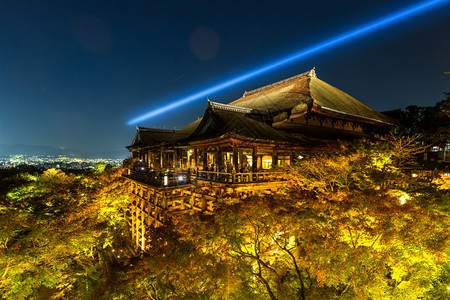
[128,0,449,125]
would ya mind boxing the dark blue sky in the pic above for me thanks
[0,0,449,153]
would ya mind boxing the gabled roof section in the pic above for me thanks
[127,127,190,149]
[189,101,285,141]
[179,118,202,135]
[228,68,395,125]
[309,76,395,125]
[228,70,312,113]
[188,101,320,145]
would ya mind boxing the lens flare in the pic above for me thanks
[128,0,449,125]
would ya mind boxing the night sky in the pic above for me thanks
[0,0,449,153]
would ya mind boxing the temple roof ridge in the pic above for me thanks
[137,126,181,133]
[242,68,315,97]
[207,100,254,114]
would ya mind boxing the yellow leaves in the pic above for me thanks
[288,235,295,248]
[1,260,11,285]
[433,173,450,190]
[387,190,411,206]
[40,168,73,184]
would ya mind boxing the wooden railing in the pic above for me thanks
[125,170,192,187]
[196,170,272,183]
[125,169,277,186]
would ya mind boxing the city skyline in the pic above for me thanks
[0,0,449,153]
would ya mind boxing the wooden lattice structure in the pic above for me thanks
[125,176,285,251]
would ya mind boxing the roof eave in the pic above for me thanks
[311,105,396,126]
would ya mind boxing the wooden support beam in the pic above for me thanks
[252,147,257,172]
[160,147,164,169]
[272,150,278,168]
[194,149,198,169]
[233,147,239,172]
[174,148,178,169]
[202,148,207,170]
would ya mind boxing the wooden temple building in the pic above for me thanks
[124,69,396,250]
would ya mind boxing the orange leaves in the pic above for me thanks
[433,173,450,190]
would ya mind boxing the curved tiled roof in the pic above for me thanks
[187,101,323,145]
[309,77,394,124]
[228,69,395,125]
[127,127,190,149]
[129,69,396,150]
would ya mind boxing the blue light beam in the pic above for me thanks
[128,0,449,125]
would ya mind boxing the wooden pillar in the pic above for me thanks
[180,149,184,168]
[217,148,223,171]
[173,148,178,169]
[135,198,140,249]
[141,200,146,250]
[213,147,221,172]
[202,148,207,170]
[239,150,245,172]
[194,149,198,169]
[272,149,278,168]
[232,147,239,172]
[131,196,136,247]
[151,152,156,168]
[252,147,257,172]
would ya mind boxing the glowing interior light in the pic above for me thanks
[127,0,449,125]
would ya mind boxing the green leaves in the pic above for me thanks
[0,168,130,299]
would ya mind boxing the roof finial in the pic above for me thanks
[308,67,316,78]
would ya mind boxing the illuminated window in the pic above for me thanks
[261,155,272,169]
[277,155,291,166]
[245,154,253,167]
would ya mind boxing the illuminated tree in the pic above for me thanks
[0,168,130,299]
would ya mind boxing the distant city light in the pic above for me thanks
[127,0,449,125]
[0,154,123,170]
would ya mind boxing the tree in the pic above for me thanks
[402,93,450,144]
[380,133,428,169]
[0,168,130,299]
[103,138,449,299]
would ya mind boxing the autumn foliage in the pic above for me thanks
[107,140,449,299]
[0,139,449,299]
[0,166,130,299]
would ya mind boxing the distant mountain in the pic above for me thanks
[0,144,129,159]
